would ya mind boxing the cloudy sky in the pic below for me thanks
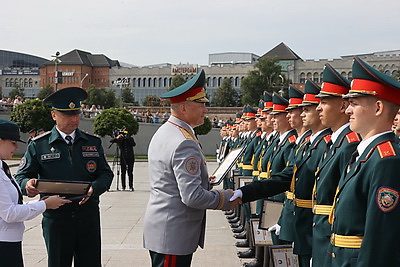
[2,0,399,66]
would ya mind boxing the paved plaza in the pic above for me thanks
[7,161,244,267]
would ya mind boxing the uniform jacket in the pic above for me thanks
[328,132,400,267]
[110,135,136,160]
[312,125,360,266]
[143,116,231,255]
[241,129,261,176]
[15,126,113,214]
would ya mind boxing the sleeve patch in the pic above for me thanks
[377,141,396,158]
[346,131,361,143]
[376,187,399,212]
[18,157,27,170]
[184,157,199,175]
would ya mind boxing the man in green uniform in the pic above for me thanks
[326,57,400,266]
[15,87,114,267]
[311,63,361,266]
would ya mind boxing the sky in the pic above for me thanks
[2,0,400,66]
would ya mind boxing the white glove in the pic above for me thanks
[229,189,243,201]
[268,224,281,235]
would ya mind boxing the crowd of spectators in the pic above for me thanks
[211,116,234,128]
[126,108,170,124]
[0,96,24,111]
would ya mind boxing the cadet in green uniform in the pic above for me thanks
[15,87,114,267]
[326,57,400,267]
[311,63,361,266]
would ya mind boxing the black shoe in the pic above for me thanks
[225,210,234,215]
[226,214,237,219]
[243,259,262,267]
[234,231,247,239]
[237,248,255,258]
[232,226,244,233]
[130,187,134,191]
[228,217,240,224]
[235,240,249,248]
[230,222,241,228]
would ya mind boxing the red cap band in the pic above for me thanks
[321,82,349,96]
[350,79,400,105]
[303,93,320,104]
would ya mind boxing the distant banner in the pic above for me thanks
[1,69,39,75]
[171,64,198,75]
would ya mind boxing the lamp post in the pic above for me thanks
[51,51,61,91]
[278,74,285,96]
[80,73,89,88]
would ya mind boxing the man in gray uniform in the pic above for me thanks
[143,70,234,267]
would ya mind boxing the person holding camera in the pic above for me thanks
[110,130,136,191]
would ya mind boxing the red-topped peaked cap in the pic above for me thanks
[286,85,304,110]
[316,63,350,98]
[300,79,321,106]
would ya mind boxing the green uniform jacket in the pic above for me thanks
[15,126,114,214]
[327,132,400,267]
[312,126,360,266]
[241,129,261,176]
[292,128,332,256]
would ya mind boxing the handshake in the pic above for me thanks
[226,189,243,210]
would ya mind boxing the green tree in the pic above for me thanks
[10,99,54,133]
[241,57,282,106]
[169,74,186,91]
[194,117,212,136]
[37,85,55,100]
[8,85,25,100]
[93,108,139,137]
[142,95,161,106]
[121,87,138,105]
[212,77,241,107]
[84,86,117,108]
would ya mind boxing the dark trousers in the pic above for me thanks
[42,209,101,267]
[120,157,134,189]
[149,251,193,267]
[0,241,24,267]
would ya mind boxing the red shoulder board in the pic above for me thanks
[288,135,297,143]
[377,141,396,158]
[323,134,332,143]
[257,131,262,137]
[345,131,361,143]
[305,135,311,142]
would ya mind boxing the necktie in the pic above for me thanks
[346,150,359,173]
[65,135,73,153]
[2,161,23,204]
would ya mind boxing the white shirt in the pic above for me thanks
[0,161,46,242]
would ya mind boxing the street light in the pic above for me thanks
[80,73,89,88]
[278,74,285,96]
[51,51,61,90]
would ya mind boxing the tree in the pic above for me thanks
[10,99,54,133]
[8,85,25,100]
[37,85,55,100]
[194,117,212,136]
[241,57,282,106]
[121,87,138,105]
[169,74,186,91]
[84,85,117,109]
[212,77,241,107]
[142,95,161,106]
[93,108,139,137]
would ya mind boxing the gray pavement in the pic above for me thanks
[7,161,247,267]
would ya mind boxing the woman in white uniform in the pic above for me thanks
[0,118,70,267]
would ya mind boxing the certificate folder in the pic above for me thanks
[211,147,245,186]
[36,180,91,195]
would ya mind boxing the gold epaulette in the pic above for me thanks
[179,127,196,141]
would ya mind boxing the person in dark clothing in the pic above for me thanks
[111,130,136,191]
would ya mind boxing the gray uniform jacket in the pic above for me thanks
[143,116,231,255]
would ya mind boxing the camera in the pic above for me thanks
[112,128,128,139]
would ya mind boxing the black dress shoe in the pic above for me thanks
[234,231,247,239]
[230,222,241,228]
[244,259,262,267]
[232,226,244,233]
[226,214,237,219]
[225,210,234,215]
[130,187,134,191]
[228,217,240,223]
[237,248,255,258]
[235,240,249,247]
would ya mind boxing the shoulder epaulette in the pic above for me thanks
[288,135,297,143]
[82,130,100,138]
[376,141,396,158]
[305,135,311,142]
[323,134,332,143]
[345,131,361,143]
[32,131,51,141]
[256,131,262,137]
[179,127,196,141]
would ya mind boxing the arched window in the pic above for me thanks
[29,78,33,87]
[159,77,163,88]
[169,78,172,86]
[143,78,147,88]
[5,78,9,87]
[313,72,319,82]
[218,77,222,87]
[299,72,306,83]
[137,78,141,87]
[132,78,136,87]
[153,78,157,88]
[306,72,312,79]
[212,77,217,87]
[235,77,240,87]
[148,78,151,88]
[392,70,398,76]
[164,77,168,87]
